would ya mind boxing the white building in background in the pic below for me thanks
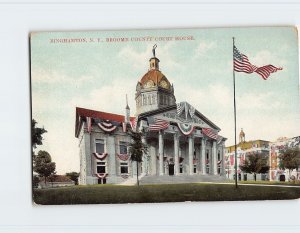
[75,47,227,185]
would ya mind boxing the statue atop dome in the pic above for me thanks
[152,44,157,57]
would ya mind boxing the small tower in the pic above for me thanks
[125,94,130,123]
[135,45,176,115]
[239,128,245,143]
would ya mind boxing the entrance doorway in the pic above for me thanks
[169,164,174,175]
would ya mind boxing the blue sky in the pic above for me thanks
[31,27,300,174]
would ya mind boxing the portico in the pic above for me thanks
[140,122,226,177]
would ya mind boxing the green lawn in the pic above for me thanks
[238,180,300,186]
[33,183,300,205]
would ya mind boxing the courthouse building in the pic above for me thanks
[75,48,226,185]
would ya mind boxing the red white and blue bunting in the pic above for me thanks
[117,153,129,161]
[95,173,108,179]
[98,120,117,133]
[121,174,129,179]
[93,152,108,160]
[177,122,195,136]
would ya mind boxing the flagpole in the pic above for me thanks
[232,37,238,189]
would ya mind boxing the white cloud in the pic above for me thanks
[118,42,182,72]
[193,41,216,58]
[251,50,286,67]
[32,68,93,84]
[70,77,137,116]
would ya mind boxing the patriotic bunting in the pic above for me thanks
[148,118,169,131]
[177,122,194,136]
[95,173,108,179]
[121,174,129,179]
[117,153,129,161]
[193,158,197,164]
[234,45,282,80]
[98,120,117,133]
[202,128,218,140]
[217,160,222,165]
[93,152,108,160]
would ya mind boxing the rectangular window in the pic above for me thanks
[217,151,220,161]
[119,141,127,154]
[193,164,197,173]
[97,162,106,173]
[206,149,209,160]
[96,139,104,154]
[120,162,128,174]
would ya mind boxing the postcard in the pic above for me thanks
[31,27,300,204]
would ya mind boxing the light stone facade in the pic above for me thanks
[75,49,227,185]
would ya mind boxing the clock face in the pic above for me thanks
[144,80,154,88]
[160,80,168,88]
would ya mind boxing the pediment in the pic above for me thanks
[139,101,220,131]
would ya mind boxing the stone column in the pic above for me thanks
[188,135,194,175]
[174,133,179,175]
[201,138,206,175]
[212,141,217,175]
[159,130,164,175]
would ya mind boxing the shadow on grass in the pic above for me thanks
[33,183,300,205]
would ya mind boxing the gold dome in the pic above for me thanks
[140,69,171,90]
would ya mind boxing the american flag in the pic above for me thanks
[176,102,184,116]
[234,45,282,80]
[149,118,169,131]
[202,127,218,140]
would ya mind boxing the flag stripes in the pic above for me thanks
[233,45,282,80]
[255,65,283,80]
[149,119,169,131]
[202,128,218,140]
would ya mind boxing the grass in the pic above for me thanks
[238,180,300,186]
[33,183,300,205]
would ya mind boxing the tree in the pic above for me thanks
[32,119,47,149]
[33,150,56,185]
[279,147,300,179]
[32,119,47,188]
[128,130,148,186]
[240,152,269,181]
[66,172,80,185]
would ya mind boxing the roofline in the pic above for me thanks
[139,104,221,131]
